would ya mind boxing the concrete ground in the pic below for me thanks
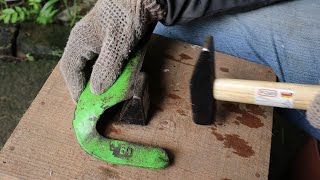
[0,58,58,148]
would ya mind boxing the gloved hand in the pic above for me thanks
[60,0,166,102]
[307,93,320,129]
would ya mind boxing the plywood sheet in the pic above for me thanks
[0,35,276,180]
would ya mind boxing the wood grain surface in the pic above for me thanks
[0,35,276,180]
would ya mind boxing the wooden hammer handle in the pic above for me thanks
[214,79,320,110]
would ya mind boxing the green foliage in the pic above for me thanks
[27,0,42,14]
[36,0,59,25]
[62,0,79,26]
[51,49,63,57]
[26,53,35,61]
[0,0,62,25]
[0,6,31,24]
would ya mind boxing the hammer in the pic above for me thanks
[190,36,320,125]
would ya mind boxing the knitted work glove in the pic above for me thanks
[60,0,166,102]
[307,93,320,129]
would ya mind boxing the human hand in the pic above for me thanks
[60,0,166,102]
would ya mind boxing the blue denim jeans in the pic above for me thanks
[154,0,320,139]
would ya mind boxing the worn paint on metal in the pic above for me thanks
[73,51,169,169]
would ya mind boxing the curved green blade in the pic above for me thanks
[73,51,169,169]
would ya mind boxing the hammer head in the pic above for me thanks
[190,36,216,125]
[120,72,150,125]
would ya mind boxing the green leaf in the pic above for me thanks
[26,53,35,62]
[4,14,10,24]
[49,9,59,18]
[2,8,15,14]
[0,14,5,20]
[22,7,30,17]
[15,6,25,21]
[11,12,18,23]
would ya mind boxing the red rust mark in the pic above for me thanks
[223,134,254,158]
[236,113,264,128]
[159,120,176,131]
[179,53,193,60]
[177,109,187,116]
[255,173,261,178]
[107,124,122,134]
[111,164,118,168]
[222,103,264,128]
[9,146,15,151]
[245,104,267,118]
[40,101,45,105]
[167,93,182,100]
[160,121,168,125]
[222,103,243,114]
[165,54,179,61]
[211,127,255,158]
[211,128,224,141]
[220,67,229,73]
[98,166,120,179]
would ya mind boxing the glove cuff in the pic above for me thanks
[307,93,320,129]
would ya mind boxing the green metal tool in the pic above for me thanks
[73,51,169,169]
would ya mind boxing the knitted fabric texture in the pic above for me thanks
[60,0,166,102]
[307,93,320,129]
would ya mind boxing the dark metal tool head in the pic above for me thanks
[190,36,216,125]
[120,72,150,125]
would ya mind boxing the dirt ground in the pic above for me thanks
[0,58,58,148]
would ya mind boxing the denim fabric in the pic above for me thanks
[154,0,320,139]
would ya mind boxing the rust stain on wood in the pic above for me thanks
[210,128,224,141]
[222,103,264,128]
[177,109,187,116]
[159,120,176,131]
[245,104,267,118]
[165,54,179,61]
[9,146,15,151]
[211,128,255,158]
[167,93,182,100]
[236,113,264,129]
[179,53,193,60]
[255,173,261,178]
[98,166,120,179]
[220,67,229,73]
[164,54,194,66]
[223,134,255,158]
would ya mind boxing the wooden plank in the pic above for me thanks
[0,35,276,180]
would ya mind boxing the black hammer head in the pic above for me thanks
[120,72,150,125]
[190,36,216,125]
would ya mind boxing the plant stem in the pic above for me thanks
[70,0,77,26]
[62,0,71,18]
[3,0,8,8]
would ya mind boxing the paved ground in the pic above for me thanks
[0,58,58,148]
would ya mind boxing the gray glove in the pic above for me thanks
[60,0,166,102]
[307,93,320,129]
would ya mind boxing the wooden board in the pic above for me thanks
[0,35,276,180]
